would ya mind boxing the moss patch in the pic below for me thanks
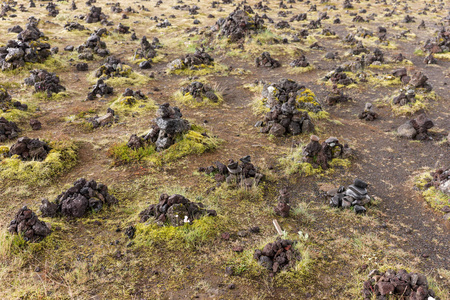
[173,90,224,108]
[167,63,228,76]
[414,172,450,213]
[109,125,221,166]
[109,95,157,116]
[0,140,78,185]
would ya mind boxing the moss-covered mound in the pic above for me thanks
[414,169,450,213]
[108,124,221,166]
[0,140,78,185]
[173,81,223,107]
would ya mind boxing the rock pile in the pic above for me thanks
[135,36,159,60]
[127,103,190,152]
[362,269,438,300]
[358,103,379,121]
[325,85,351,106]
[168,48,214,71]
[85,6,108,23]
[40,178,118,218]
[0,39,51,71]
[198,155,264,188]
[8,206,51,242]
[214,7,265,42]
[327,179,371,213]
[86,79,114,100]
[421,168,450,198]
[121,88,146,103]
[391,68,432,91]
[86,108,116,129]
[64,22,87,31]
[95,56,131,79]
[8,137,51,161]
[424,27,450,54]
[289,55,309,68]
[114,23,130,34]
[302,135,352,170]
[256,79,322,136]
[46,2,59,17]
[397,113,434,140]
[324,67,355,86]
[139,193,217,227]
[76,34,110,60]
[255,52,280,68]
[17,18,44,42]
[180,82,219,103]
[0,117,21,142]
[0,87,28,112]
[24,69,66,98]
[274,188,290,217]
[253,238,300,274]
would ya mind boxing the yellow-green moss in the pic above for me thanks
[287,64,316,74]
[134,215,227,250]
[279,147,351,176]
[0,106,34,123]
[109,95,157,115]
[32,91,71,101]
[88,65,151,87]
[414,48,425,56]
[434,52,450,60]
[0,140,78,185]
[390,99,427,116]
[109,125,221,166]
[172,90,223,108]
[414,172,449,213]
[167,63,228,76]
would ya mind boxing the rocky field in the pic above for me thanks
[0,0,449,299]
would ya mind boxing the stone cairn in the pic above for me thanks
[256,79,321,137]
[86,79,114,101]
[362,269,438,300]
[0,117,21,142]
[40,178,118,218]
[255,52,281,68]
[8,206,51,242]
[423,27,450,54]
[289,55,310,68]
[24,69,66,98]
[168,48,214,72]
[274,188,290,217]
[325,85,351,106]
[86,108,117,129]
[327,178,371,214]
[134,36,160,69]
[180,82,219,103]
[127,103,190,152]
[358,103,378,121]
[76,33,110,60]
[95,56,131,79]
[8,137,51,161]
[64,22,87,31]
[253,238,300,274]
[120,88,147,105]
[139,193,217,227]
[391,68,432,91]
[85,6,108,23]
[302,135,352,170]
[198,155,264,188]
[46,2,59,17]
[323,67,355,86]
[0,87,28,112]
[0,19,51,71]
[397,113,434,140]
[214,7,265,42]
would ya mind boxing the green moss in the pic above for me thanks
[109,125,221,166]
[88,66,151,87]
[32,91,71,101]
[414,172,449,213]
[134,216,227,250]
[390,99,427,116]
[434,52,450,60]
[167,63,228,76]
[414,48,425,56]
[109,95,157,116]
[226,249,264,278]
[279,147,351,176]
[172,90,224,108]
[0,106,34,123]
[287,64,316,74]
[0,140,78,185]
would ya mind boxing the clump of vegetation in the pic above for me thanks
[0,140,78,185]
[173,81,224,107]
[109,91,156,115]
[414,171,450,213]
[108,125,221,166]
[134,215,228,250]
